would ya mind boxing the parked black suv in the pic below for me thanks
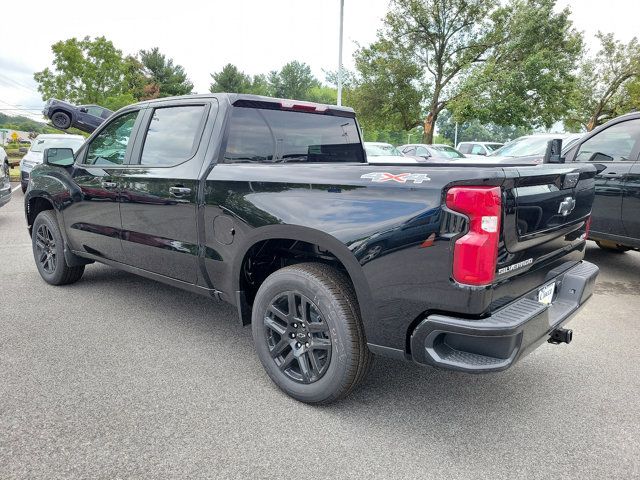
[43,99,112,133]
[25,94,598,403]
[563,112,640,252]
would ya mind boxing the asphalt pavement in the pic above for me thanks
[1,185,638,479]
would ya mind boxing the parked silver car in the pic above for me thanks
[0,157,11,208]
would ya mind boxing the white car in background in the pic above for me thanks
[20,134,85,192]
[457,141,504,157]
[364,142,428,164]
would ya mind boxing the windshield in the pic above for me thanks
[432,145,465,158]
[31,137,84,153]
[485,143,503,152]
[364,144,403,157]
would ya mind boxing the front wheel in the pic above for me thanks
[51,111,71,129]
[32,210,84,285]
[252,263,373,404]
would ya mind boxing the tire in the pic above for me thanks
[252,263,373,404]
[51,111,72,129]
[32,210,84,285]
[595,240,630,253]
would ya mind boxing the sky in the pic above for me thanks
[0,0,638,122]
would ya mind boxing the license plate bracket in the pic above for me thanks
[538,282,555,305]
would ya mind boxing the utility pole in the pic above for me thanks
[337,0,344,106]
[454,122,458,147]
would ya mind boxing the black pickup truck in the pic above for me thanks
[25,94,599,403]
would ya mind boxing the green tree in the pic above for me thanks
[565,32,640,131]
[34,36,130,105]
[139,47,193,98]
[437,109,531,144]
[268,61,320,100]
[355,0,582,143]
[209,63,252,93]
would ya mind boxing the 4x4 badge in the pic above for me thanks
[361,172,431,184]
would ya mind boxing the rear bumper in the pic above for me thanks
[410,261,598,372]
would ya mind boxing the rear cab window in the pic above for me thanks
[223,105,365,164]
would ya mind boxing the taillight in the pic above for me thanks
[445,186,502,286]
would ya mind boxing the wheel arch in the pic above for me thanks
[231,225,374,329]
[50,108,75,126]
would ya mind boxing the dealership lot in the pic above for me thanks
[1,187,638,479]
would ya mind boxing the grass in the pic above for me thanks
[9,166,20,182]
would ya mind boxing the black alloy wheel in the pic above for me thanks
[34,224,57,274]
[51,111,71,129]
[251,263,373,404]
[263,291,332,384]
[31,210,85,285]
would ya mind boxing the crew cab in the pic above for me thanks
[25,94,598,404]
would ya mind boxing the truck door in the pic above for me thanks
[64,109,143,261]
[118,101,216,284]
[622,159,640,240]
[569,118,640,238]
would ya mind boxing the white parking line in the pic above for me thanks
[12,184,22,192]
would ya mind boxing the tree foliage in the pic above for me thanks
[34,36,130,106]
[436,109,532,144]
[34,38,193,110]
[139,47,193,98]
[209,63,270,95]
[353,0,582,143]
[268,61,320,100]
[565,32,640,131]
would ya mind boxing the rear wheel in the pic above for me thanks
[252,263,373,404]
[51,111,71,129]
[32,210,84,285]
[595,240,630,253]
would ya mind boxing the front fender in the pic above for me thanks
[24,165,77,239]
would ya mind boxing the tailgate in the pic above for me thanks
[502,164,595,254]
[491,163,596,306]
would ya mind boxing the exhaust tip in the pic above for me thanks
[548,328,573,345]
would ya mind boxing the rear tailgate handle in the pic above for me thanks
[169,186,191,197]
[101,181,118,189]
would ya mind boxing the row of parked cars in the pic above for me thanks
[364,113,640,253]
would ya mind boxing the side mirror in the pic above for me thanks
[19,147,27,154]
[544,138,564,163]
[587,152,613,163]
[79,107,88,113]
[477,151,487,156]
[43,148,75,167]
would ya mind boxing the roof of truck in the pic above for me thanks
[138,93,356,114]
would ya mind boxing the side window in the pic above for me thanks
[86,106,104,117]
[575,119,640,162]
[85,111,139,166]
[416,146,430,157]
[139,105,206,166]
[471,144,485,155]
[458,144,470,154]
[402,147,416,155]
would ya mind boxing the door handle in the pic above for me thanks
[101,181,118,189]
[169,186,191,197]
[605,172,617,175]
